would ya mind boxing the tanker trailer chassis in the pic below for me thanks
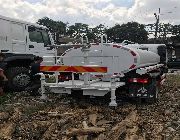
[38,63,165,106]
[38,39,166,107]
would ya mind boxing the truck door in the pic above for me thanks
[27,26,45,56]
[0,19,11,53]
[27,26,55,63]
[11,22,26,53]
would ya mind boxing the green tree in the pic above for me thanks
[147,23,173,43]
[92,24,107,38]
[106,22,148,43]
[66,23,107,42]
[171,24,180,43]
[66,23,89,38]
[37,17,67,44]
[171,25,180,36]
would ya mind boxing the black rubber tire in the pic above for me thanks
[6,67,31,92]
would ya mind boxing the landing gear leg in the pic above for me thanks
[39,73,48,100]
[109,77,117,107]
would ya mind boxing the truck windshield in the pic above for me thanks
[41,30,51,46]
[28,27,51,46]
[29,30,43,43]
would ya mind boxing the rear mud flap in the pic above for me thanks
[129,83,156,98]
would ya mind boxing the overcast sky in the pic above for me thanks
[0,0,179,27]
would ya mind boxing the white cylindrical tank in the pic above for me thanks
[62,43,160,74]
[124,44,166,54]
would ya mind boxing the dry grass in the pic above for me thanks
[0,74,179,139]
[166,74,180,86]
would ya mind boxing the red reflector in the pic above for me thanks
[58,75,71,80]
[130,51,137,56]
[58,75,65,79]
[129,64,136,69]
[128,78,149,84]
[95,75,103,78]
[113,45,122,48]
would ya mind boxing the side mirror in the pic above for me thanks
[28,26,36,32]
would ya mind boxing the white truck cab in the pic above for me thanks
[0,15,55,91]
[0,15,54,57]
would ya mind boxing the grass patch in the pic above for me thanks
[166,74,180,87]
[45,77,56,83]
[23,102,52,116]
[0,92,14,105]
[23,105,43,116]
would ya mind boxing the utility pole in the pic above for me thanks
[154,8,160,42]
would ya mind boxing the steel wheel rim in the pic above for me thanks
[13,73,30,87]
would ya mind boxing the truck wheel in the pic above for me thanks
[6,67,31,91]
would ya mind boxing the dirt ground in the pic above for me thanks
[0,74,179,140]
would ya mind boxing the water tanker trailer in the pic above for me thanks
[39,40,167,106]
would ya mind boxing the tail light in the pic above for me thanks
[128,78,149,84]
[58,75,72,81]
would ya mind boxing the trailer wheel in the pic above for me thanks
[6,67,31,91]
